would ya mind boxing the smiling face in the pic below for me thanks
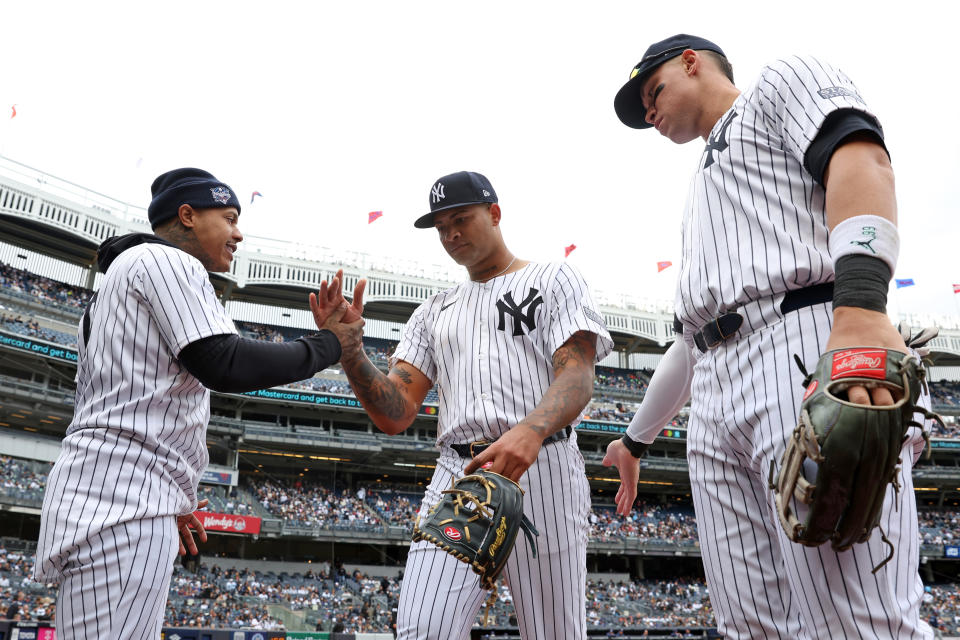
[185,206,243,272]
[432,203,502,267]
[640,52,707,144]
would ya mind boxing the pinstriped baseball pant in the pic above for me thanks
[687,301,932,639]
[396,439,590,639]
[54,515,179,639]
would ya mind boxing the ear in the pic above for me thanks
[680,49,700,76]
[177,204,197,228]
[489,203,502,226]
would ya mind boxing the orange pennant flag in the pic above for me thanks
[657,260,672,272]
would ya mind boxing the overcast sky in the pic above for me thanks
[1,1,957,320]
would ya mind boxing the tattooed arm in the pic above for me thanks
[464,331,597,481]
[339,346,433,435]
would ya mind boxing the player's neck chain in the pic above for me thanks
[474,256,517,283]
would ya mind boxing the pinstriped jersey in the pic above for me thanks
[393,262,613,448]
[35,243,236,580]
[674,55,880,338]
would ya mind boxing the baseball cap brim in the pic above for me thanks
[615,75,656,129]
[413,200,491,229]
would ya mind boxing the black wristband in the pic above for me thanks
[620,434,650,459]
[832,254,891,313]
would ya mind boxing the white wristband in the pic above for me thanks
[828,214,899,274]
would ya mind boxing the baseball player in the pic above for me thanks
[313,170,613,639]
[34,168,359,639]
[602,35,932,638]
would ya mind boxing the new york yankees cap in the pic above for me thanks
[414,171,498,229]
[614,34,726,129]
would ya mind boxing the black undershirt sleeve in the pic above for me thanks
[804,109,887,187]
[178,331,343,393]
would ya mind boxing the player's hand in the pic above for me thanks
[602,439,640,516]
[824,306,908,406]
[321,305,366,360]
[177,499,209,556]
[464,424,543,482]
[309,269,366,327]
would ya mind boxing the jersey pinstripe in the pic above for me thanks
[394,261,613,448]
[391,261,612,640]
[674,55,879,341]
[665,55,932,638]
[35,242,237,582]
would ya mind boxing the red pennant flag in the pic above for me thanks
[953,284,960,294]
[657,260,672,272]
[10,105,16,119]
[368,211,383,224]
[250,191,263,204]
[564,244,577,258]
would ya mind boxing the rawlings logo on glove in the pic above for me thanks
[413,469,539,589]
[771,345,943,571]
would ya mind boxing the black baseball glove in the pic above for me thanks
[772,347,942,569]
[412,469,539,589]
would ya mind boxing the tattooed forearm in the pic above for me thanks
[342,356,410,424]
[521,332,596,437]
[395,367,413,385]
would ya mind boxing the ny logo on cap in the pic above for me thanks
[210,187,232,205]
[432,183,446,203]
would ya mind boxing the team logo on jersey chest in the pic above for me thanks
[702,110,738,170]
[496,287,544,336]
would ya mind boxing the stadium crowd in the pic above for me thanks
[8,459,960,549]
[0,262,91,312]
[249,479,381,531]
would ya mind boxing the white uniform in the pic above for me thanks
[34,242,237,639]
[671,56,931,638]
[392,261,612,640]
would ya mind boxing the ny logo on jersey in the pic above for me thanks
[496,288,544,336]
[432,182,446,203]
[702,110,738,170]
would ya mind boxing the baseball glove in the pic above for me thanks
[412,469,539,589]
[772,347,942,569]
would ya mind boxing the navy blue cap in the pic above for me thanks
[414,171,498,229]
[614,34,725,129]
[147,168,241,229]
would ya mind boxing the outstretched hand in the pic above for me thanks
[602,439,640,516]
[309,269,366,329]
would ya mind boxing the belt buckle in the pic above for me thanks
[469,441,490,458]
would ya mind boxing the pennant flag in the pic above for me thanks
[657,260,672,272]
[953,284,960,294]
[10,105,16,119]
[250,191,263,204]
[895,278,915,289]
[368,210,383,224]
[564,244,577,258]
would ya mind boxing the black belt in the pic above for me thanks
[693,283,834,353]
[450,425,573,458]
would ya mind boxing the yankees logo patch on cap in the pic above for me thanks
[414,171,498,229]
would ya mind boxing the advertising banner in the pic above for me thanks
[196,511,262,535]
